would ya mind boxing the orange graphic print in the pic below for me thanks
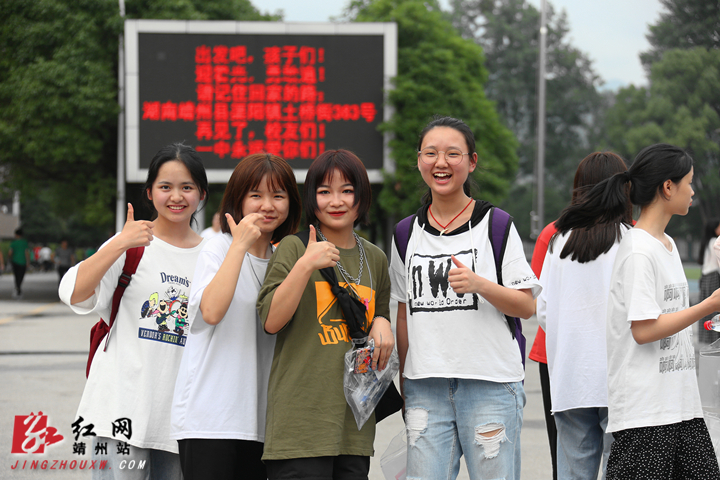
[315,281,376,346]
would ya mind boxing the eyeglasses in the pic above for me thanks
[418,148,469,165]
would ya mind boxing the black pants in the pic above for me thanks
[178,438,265,480]
[266,455,370,480]
[539,361,558,480]
[11,262,26,295]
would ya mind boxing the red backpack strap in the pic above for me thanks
[103,246,144,351]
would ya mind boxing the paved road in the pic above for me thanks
[0,271,553,479]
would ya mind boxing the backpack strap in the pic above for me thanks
[488,207,516,339]
[103,246,144,351]
[393,214,416,264]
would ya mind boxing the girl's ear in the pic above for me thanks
[664,179,674,196]
[147,188,152,201]
[468,152,478,173]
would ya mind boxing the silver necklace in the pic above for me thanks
[245,252,264,289]
[316,227,365,285]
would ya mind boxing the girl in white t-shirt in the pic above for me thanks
[59,143,209,479]
[390,116,540,480]
[556,143,720,479]
[537,152,632,479]
[170,153,301,480]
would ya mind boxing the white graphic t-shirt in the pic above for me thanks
[59,235,206,453]
[389,203,541,383]
[606,228,702,433]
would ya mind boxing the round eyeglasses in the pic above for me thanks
[418,148,469,165]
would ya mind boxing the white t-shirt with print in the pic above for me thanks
[171,233,275,442]
[606,228,702,433]
[59,235,206,453]
[389,204,541,383]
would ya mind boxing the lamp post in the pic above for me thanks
[532,0,547,238]
[116,0,126,233]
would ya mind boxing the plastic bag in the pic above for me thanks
[380,428,407,480]
[344,337,400,430]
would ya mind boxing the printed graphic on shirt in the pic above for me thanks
[408,249,479,315]
[137,272,192,346]
[315,281,376,346]
[659,282,694,373]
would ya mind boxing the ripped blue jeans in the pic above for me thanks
[404,377,525,480]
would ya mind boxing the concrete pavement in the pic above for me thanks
[0,271,553,479]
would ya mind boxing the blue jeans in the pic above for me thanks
[554,407,613,480]
[404,377,525,480]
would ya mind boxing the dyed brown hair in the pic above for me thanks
[218,153,301,243]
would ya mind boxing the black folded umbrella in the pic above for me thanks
[317,267,369,344]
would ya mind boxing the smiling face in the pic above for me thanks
[417,126,477,201]
[314,169,359,235]
[147,160,204,225]
[241,174,290,235]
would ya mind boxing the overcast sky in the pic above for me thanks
[254,0,665,90]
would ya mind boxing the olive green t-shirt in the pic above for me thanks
[257,234,391,460]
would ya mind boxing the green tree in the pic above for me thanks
[0,0,276,244]
[640,0,720,69]
[343,0,518,220]
[449,0,605,237]
[604,47,720,234]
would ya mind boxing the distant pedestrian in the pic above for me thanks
[200,211,222,239]
[55,239,75,283]
[39,245,53,272]
[84,246,97,259]
[9,228,30,298]
[557,144,720,479]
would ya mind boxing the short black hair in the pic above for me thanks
[304,149,372,228]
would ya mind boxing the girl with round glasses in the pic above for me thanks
[390,116,541,480]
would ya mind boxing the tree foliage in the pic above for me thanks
[0,0,275,244]
[343,0,518,219]
[604,47,720,229]
[604,0,720,239]
[449,0,605,237]
[450,0,604,235]
[640,0,720,68]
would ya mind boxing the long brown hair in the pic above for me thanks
[551,152,633,263]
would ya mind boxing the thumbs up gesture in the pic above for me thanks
[119,203,154,249]
[302,225,340,271]
[448,255,478,294]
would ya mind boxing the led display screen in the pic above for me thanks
[125,21,397,183]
